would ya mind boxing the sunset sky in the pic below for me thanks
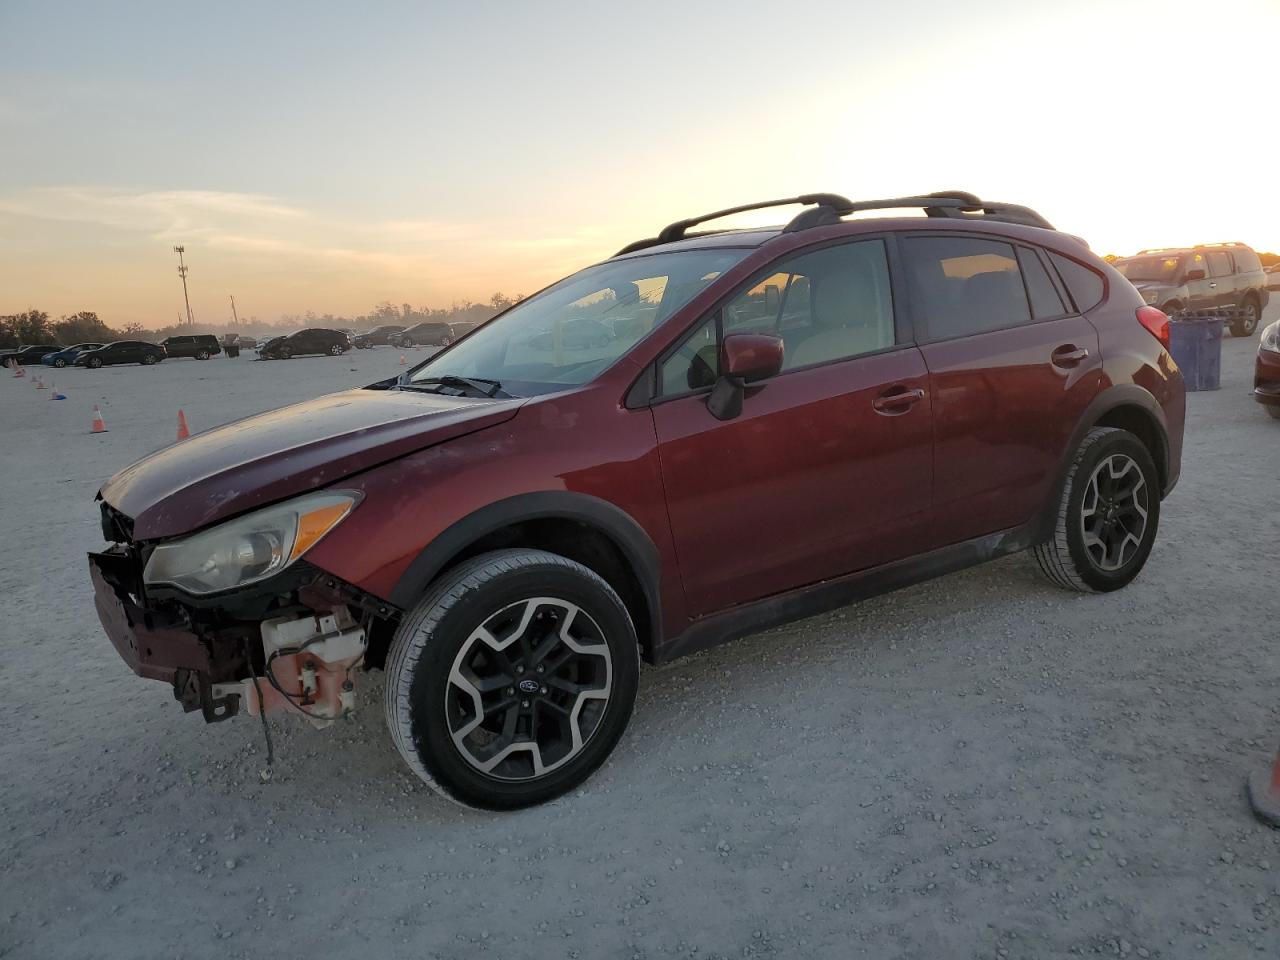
[2,0,1278,326]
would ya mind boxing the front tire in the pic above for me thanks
[328,343,344,356]
[88,357,103,369]
[1229,299,1260,338]
[1033,427,1161,593]
[142,354,158,365]
[384,549,640,810]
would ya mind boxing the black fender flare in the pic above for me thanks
[1032,384,1171,544]
[388,491,662,649]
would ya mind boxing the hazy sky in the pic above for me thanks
[2,0,1277,325]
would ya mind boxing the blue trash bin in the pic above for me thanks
[1168,316,1223,391]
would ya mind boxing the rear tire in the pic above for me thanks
[384,549,640,810]
[54,358,67,368]
[1229,298,1259,338]
[195,350,209,360]
[88,357,103,369]
[1033,427,1161,593]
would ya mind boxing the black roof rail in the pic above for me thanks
[614,194,853,256]
[614,191,1055,257]
[781,192,1055,232]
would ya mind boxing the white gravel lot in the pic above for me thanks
[2,318,1279,960]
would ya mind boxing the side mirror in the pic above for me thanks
[722,333,784,383]
[1183,269,1206,282]
[707,334,785,421]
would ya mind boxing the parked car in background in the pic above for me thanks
[161,334,222,360]
[1,343,62,367]
[257,327,351,359]
[74,340,166,368]
[42,343,103,367]
[527,317,613,351]
[1265,264,1280,293]
[1255,319,1280,419]
[390,321,454,347]
[88,191,1185,810]
[352,324,405,349]
[1114,242,1270,336]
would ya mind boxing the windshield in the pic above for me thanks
[1116,255,1182,283]
[405,248,749,396]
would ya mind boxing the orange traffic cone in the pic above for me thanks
[35,376,47,390]
[176,409,190,440]
[91,404,107,434]
[1248,745,1280,828]
[399,354,407,365]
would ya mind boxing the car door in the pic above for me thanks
[903,235,1104,547]
[1206,250,1235,310]
[650,238,934,616]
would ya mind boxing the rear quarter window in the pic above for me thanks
[1233,248,1262,272]
[1048,252,1104,313]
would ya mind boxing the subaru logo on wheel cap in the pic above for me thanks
[517,678,540,694]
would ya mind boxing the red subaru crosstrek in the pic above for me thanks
[90,192,1185,808]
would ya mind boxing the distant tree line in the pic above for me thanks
[0,293,525,349]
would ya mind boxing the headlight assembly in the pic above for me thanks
[143,491,361,595]
[1261,321,1280,354]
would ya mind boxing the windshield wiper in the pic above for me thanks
[401,375,508,398]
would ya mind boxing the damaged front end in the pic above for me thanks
[90,498,399,728]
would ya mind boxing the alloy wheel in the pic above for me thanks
[446,597,612,781]
[1080,453,1149,571]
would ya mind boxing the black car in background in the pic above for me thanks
[161,334,222,360]
[257,328,351,359]
[74,340,166,368]
[0,343,61,367]
[390,321,454,348]
[351,324,405,349]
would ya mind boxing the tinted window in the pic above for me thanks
[658,240,894,394]
[1017,247,1068,320]
[904,237,1030,338]
[1049,252,1104,312]
[660,315,718,395]
[1207,250,1233,277]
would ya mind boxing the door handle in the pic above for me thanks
[1051,344,1090,368]
[1208,282,1218,288]
[873,386,926,414]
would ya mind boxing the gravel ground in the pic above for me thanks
[2,318,1278,960]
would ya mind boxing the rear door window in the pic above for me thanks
[1207,250,1233,277]
[902,236,1031,339]
[1017,247,1069,320]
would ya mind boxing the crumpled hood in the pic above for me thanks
[100,387,523,540]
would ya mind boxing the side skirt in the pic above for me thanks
[652,523,1037,664]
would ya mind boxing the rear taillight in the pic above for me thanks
[1136,306,1170,350]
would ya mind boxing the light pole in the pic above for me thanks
[230,294,240,327]
[174,245,194,326]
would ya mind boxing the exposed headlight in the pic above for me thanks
[143,491,360,594]
[1262,321,1280,354]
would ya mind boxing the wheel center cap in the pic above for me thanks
[517,678,540,695]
